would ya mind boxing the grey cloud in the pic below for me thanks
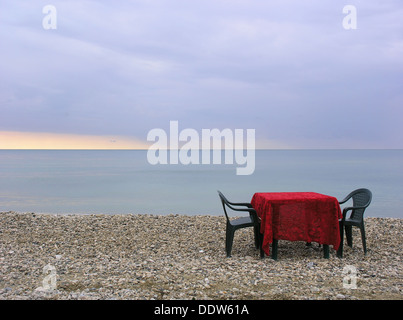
[0,0,402,147]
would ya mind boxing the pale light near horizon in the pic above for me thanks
[0,131,150,150]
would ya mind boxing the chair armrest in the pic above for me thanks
[227,201,253,208]
[226,202,256,213]
[226,203,260,223]
[217,191,253,208]
[338,197,350,205]
[341,205,368,220]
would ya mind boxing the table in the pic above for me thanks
[251,192,342,259]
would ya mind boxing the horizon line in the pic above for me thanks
[0,148,401,151]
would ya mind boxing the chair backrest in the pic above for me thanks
[218,190,231,222]
[218,190,258,224]
[345,188,372,221]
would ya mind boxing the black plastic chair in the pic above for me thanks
[337,188,372,258]
[217,191,261,257]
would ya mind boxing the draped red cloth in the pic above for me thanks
[251,192,342,256]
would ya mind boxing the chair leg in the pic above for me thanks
[225,224,235,257]
[360,224,367,254]
[337,221,344,258]
[345,225,353,247]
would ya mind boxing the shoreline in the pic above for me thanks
[3,210,401,220]
[0,211,401,300]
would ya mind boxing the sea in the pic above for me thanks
[0,149,401,218]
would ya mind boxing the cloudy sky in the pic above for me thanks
[1,0,402,149]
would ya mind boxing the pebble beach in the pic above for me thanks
[0,211,401,300]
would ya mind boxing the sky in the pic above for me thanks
[1,0,402,149]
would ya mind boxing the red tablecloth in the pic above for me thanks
[251,192,342,256]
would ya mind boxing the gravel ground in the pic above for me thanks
[0,211,401,300]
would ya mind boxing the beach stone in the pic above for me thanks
[0,212,402,300]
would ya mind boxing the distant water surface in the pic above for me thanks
[0,150,401,218]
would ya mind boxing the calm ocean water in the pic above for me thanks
[0,150,401,218]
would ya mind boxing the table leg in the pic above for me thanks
[272,239,278,260]
[259,232,265,259]
[323,244,329,259]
